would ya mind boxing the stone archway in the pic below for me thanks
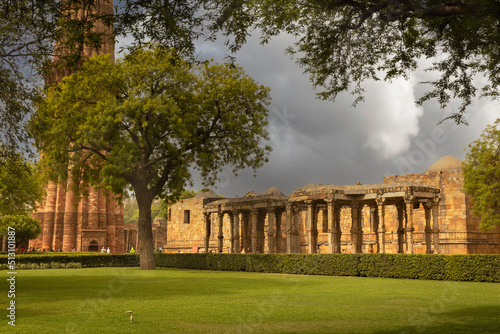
[88,240,99,252]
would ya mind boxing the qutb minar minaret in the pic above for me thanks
[31,0,124,253]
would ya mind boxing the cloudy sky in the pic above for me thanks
[127,32,500,198]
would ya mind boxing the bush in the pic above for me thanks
[153,253,500,282]
[0,253,140,268]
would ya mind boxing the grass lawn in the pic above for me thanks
[2,267,500,334]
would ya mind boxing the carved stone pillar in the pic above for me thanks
[266,208,276,253]
[404,195,415,254]
[275,209,283,253]
[326,199,341,253]
[424,202,432,254]
[286,204,293,253]
[293,206,300,253]
[251,209,258,254]
[369,205,378,253]
[350,202,363,253]
[241,211,249,253]
[218,212,224,253]
[396,203,405,253]
[306,201,317,254]
[233,210,240,253]
[432,197,441,254]
[228,212,234,253]
[376,197,386,253]
[204,213,211,253]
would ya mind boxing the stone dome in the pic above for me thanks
[426,155,462,172]
[263,186,285,196]
[193,188,220,199]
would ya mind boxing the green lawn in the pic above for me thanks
[3,267,500,333]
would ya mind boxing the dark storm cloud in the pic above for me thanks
[178,33,499,197]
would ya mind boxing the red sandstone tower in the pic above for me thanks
[31,0,124,253]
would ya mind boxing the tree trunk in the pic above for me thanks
[136,190,155,270]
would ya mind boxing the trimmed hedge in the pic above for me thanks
[2,252,499,282]
[154,253,500,282]
[0,253,140,268]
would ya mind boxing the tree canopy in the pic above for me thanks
[0,151,43,216]
[0,0,234,154]
[463,118,500,231]
[214,0,500,124]
[0,215,42,249]
[30,47,271,269]
[4,0,498,156]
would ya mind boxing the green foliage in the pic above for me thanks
[0,0,58,153]
[0,152,43,215]
[30,47,271,269]
[0,215,41,248]
[0,0,243,156]
[0,253,140,268]
[463,118,500,230]
[215,0,500,123]
[154,253,500,282]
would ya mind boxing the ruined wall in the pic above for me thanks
[166,197,225,253]
[384,168,500,254]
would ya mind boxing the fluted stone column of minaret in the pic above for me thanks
[31,0,123,253]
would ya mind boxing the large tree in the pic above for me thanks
[30,47,271,269]
[463,118,500,231]
[214,0,500,124]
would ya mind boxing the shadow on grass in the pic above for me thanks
[373,305,500,334]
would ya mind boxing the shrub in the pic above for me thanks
[0,253,140,268]
[153,253,500,282]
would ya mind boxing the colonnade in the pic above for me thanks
[204,195,441,254]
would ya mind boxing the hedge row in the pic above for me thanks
[154,253,500,282]
[2,253,499,282]
[0,253,140,268]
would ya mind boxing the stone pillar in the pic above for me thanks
[286,204,293,253]
[218,212,224,253]
[404,196,415,254]
[432,198,441,254]
[251,209,258,254]
[240,211,248,253]
[376,198,386,253]
[350,202,362,253]
[424,202,432,254]
[326,199,341,253]
[293,206,301,253]
[275,210,281,253]
[204,213,211,253]
[266,208,276,253]
[396,203,405,253]
[233,211,240,253]
[306,201,317,254]
[369,205,378,253]
[228,212,234,253]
